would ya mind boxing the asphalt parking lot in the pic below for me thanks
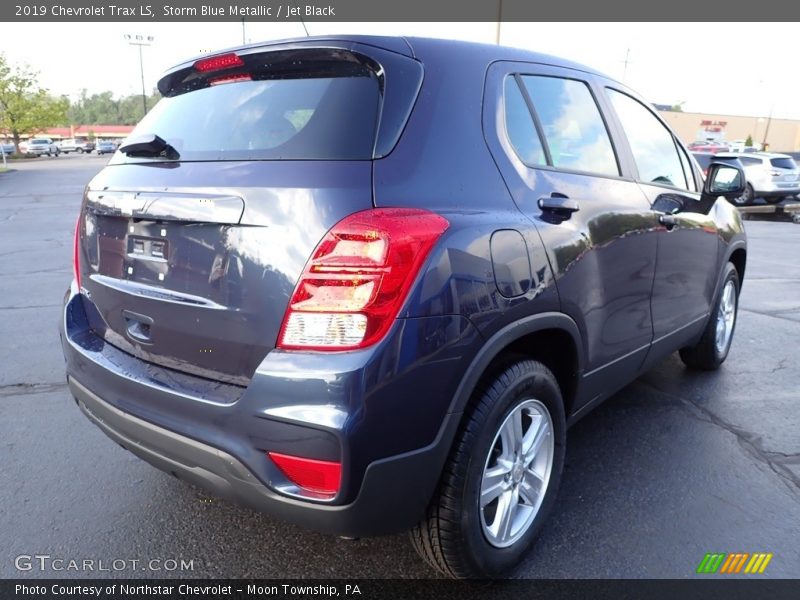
[0,155,798,579]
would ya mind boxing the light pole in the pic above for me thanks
[124,34,154,119]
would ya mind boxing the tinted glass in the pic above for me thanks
[740,156,762,166]
[503,77,546,166]
[126,67,380,161]
[692,153,712,170]
[521,76,618,176]
[771,157,797,170]
[607,89,687,189]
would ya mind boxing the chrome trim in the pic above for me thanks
[86,190,244,224]
[90,274,225,309]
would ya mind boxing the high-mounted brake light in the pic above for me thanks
[73,215,81,289]
[268,452,341,497]
[194,52,244,73]
[278,208,449,351]
[209,73,252,86]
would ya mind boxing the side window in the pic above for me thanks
[740,156,762,166]
[503,77,546,167]
[677,144,698,191]
[520,75,619,177]
[606,88,688,190]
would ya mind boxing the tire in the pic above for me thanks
[765,196,784,205]
[77,148,84,154]
[410,359,566,579]
[730,183,754,207]
[679,262,739,370]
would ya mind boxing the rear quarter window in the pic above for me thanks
[503,77,547,167]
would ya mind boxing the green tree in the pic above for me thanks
[670,101,685,112]
[0,54,68,153]
[68,88,161,126]
[745,134,753,147]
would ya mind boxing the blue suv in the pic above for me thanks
[61,36,747,578]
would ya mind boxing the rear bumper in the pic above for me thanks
[61,286,476,536]
[68,375,454,537]
[754,181,800,196]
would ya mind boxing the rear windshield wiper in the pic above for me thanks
[119,133,180,160]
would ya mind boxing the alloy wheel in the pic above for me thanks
[479,399,554,548]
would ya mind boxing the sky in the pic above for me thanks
[0,22,797,120]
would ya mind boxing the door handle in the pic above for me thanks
[658,214,678,229]
[538,193,580,216]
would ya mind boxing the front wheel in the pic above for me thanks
[410,359,566,578]
[680,262,740,370]
[730,183,754,207]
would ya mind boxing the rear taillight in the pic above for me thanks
[194,52,244,73]
[73,216,81,289]
[278,208,449,351]
[268,452,341,497]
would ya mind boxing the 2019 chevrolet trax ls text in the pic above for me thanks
[60,36,747,578]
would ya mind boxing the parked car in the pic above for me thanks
[687,141,729,153]
[713,152,800,205]
[0,141,15,155]
[25,138,59,157]
[95,140,117,155]
[691,151,715,177]
[58,138,96,154]
[60,36,747,579]
[727,140,762,153]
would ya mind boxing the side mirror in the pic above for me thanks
[704,162,745,199]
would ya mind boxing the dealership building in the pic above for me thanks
[658,109,800,152]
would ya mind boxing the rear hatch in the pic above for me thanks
[76,42,422,385]
[769,156,800,185]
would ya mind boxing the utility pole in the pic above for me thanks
[241,19,246,44]
[495,0,503,45]
[124,34,154,120]
[762,104,774,150]
[622,48,632,82]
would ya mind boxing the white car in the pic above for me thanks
[715,152,800,205]
[25,138,60,157]
[58,138,96,153]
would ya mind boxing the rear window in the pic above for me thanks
[124,51,381,161]
[770,157,797,170]
[31,139,47,145]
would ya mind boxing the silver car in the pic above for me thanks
[715,152,800,205]
[25,138,60,157]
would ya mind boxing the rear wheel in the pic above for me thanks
[410,359,566,578]
[680,262,739,370]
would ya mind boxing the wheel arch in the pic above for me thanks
[728,244,747,290]
[449,313,584,422]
